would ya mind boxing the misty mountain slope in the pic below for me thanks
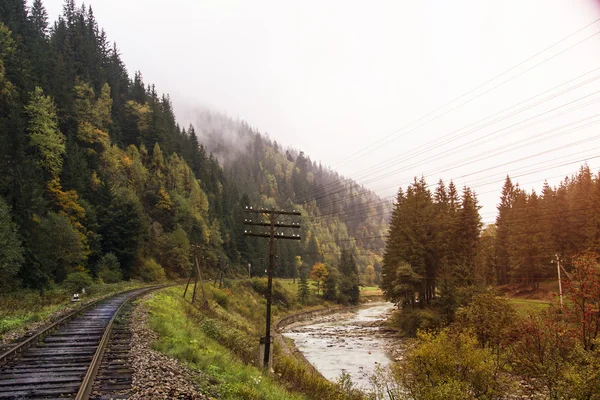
[191,111,392,279]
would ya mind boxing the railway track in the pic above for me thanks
[0,287,156,399]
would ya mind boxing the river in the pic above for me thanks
[282,302,397,390]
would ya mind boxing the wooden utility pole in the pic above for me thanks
[183,244,209,309]
[244,207,301,370]
[556,253,564,311]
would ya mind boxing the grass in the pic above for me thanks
[0,280,154,338]
[147,286,306,400]
[359,285,383,301]
[276,278,300,297]
[360,286,380,292]
[506,298,553,315]
[145,282,365,400]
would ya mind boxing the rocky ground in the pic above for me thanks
[129,293,208,400]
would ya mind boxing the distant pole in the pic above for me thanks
[556,254,564,311]
[195,256,209,309]
[265,214,276,368]
[244,207,301,370]
[248,263,251,279]
[183,267,193,299]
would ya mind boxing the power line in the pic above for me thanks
[329,17,600,170]
[329,68,600,189]
[308,124,600,223]
[303,68,600,207]
[309,154,600,227]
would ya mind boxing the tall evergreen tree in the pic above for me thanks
[495,176,514,284]
[339,249,360,304]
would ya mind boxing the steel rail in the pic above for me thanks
[0,284,171,398]
[0,297,106,367]
[74,288,148,400]
[76,285,168,399]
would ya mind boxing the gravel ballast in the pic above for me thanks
[129,293,208,400]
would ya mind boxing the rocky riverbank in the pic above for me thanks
[282,302,402,389]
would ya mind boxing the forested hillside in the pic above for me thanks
[193,111,390,279]
[0,0,390,294]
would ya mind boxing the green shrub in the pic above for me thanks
[136,258,166,282]
[396,328,507,399]
[97,253,123,283]
[211,288,229,309]
[390,307,444,337]
[62,271,94,294]
[247,278,296,309]
[249,277,268,296]
[455,292,516,349]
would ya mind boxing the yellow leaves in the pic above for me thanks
[152,143,165,171]
[46,178,86,223]
[156,187,173,211]
[121,155,132,168]
[74,81,112,148]
[0,24,16,112]
[188,180,209,218]
[46,178,90,256]
[76,120,109,148]
[0,23,16,60]
[99,144,125,187]
[126,100,151,134]
[95,83,113,131]
[311,262,328,281]
[90,171,101,191]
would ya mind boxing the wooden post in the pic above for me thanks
[195,256,209,309]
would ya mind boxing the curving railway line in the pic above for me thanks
[0,287,156,399]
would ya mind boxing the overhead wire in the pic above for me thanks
[308,118,600,222]
[329,16,600,170]
[309,86,600,213]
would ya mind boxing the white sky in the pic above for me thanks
[42,0,600,223]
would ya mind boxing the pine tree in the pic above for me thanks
[29,0,48,37]
[323,267,339,301]
[25,86,65,179]
[495,176,514,284]
[454,186,482,283]
[339,249,360,304]
[298,271,310,304]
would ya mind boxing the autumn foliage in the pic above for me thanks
[310,262,328,295]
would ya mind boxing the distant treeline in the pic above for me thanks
[382,164,600,320]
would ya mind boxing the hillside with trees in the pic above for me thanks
[0,0,389,302]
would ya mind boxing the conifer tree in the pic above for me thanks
[298,270,310,304]
[339,249,360,304]
[25,86,65,179]
[495,176,514,284]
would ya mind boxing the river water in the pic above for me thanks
[282,302,396,390]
